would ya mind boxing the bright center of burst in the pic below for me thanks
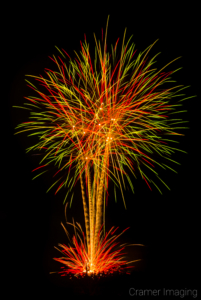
[83,262,95,275]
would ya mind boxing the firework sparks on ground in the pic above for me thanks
[13,15,194,275]
[50,204,142,277]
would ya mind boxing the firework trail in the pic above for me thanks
[13,15,194,274]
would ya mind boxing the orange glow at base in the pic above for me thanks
[50,222,143,277]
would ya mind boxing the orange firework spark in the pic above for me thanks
[50,204,142,277]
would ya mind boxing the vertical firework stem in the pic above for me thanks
[94,145,109,252]
[92,147,99,258]
[87,162,94,267]
[91,170,96,262]
[80,170,90,255]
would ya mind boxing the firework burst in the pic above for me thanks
[13,16,194,275]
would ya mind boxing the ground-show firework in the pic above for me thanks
[13,15,194,276]
[49,202,141,276]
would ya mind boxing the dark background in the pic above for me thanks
[3,1,199,298]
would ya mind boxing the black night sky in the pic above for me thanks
[3,2,199,298]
